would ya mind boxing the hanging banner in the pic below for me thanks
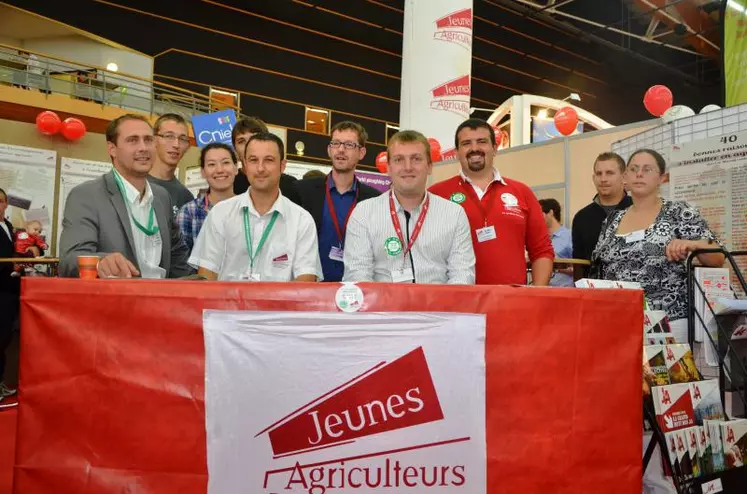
[204,311,486,493]
[400,0,473,160]
[15,280,643,494]
[724,0,747,107]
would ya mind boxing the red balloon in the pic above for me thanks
[554,106,579,136]
[643,85,673,117]
[375,151,388,173]
[427,137,442,162]
[61,117,86,141]
[35,111,61,136]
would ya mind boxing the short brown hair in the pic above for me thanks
[232,116,268,148]
[330,121,368,146]
[539,198,561,222]
[387,130,431,164]
[593,152,625,173]
[105,114,152,144]
[153,113,188,135]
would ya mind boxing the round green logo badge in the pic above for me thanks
[450,192,466,204]
[384,237,403,256]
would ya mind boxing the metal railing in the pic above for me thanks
[0,45,238,118]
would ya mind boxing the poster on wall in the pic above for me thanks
[0,143,57,247]
[668,130,747,292]
[57,158,112,254]
[285,161,392,192]
[184,166,208,198]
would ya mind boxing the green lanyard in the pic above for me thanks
[242,207,279,271]
[112,170,159,236]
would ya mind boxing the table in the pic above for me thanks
[0,258,59,276]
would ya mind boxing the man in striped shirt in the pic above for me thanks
[343,130,475,284]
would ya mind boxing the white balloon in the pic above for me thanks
[661,105,695,123]
[700,104,721,114]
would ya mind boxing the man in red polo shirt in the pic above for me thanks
[430,118,554,285]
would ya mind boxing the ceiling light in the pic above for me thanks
[562,93,581,102]
[307,120,315,124]
[106,62,119,72]
[537,109,548,119]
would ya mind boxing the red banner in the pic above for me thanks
[14,279,643,493]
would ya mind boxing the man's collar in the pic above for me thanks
[459,168,506,185]
[114,169,152,205]
[244,188,285,217]
[328,172,358,194]
[391,190,428,213]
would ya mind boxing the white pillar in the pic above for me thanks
[399,0,474,160]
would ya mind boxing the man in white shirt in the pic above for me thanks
[343,130,475,284]
[194,132,321,282]
[59,114,191,278]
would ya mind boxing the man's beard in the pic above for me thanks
[466,151,486,172]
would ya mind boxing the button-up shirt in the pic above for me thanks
[343,191,475,284]
[459,168,506,200]
[550,226,574,287]
[176,191,209,253]
[319,175,358,282]
[193,190,321,281]
[115,170,164,279]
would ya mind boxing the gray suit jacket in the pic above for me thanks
[58,172,192,278]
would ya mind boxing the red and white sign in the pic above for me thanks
[434,8,472,50]
[400,0,473,162]
[203,311,487,493]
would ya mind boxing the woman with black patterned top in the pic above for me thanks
[591,149,725,342]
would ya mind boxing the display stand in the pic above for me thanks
[640,248,747,494]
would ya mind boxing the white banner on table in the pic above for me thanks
[0,143,57,248]
[400,0,473,160]
[204,310,486,494]
[57,158,112,254]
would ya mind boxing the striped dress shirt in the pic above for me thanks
[343,191,475,284]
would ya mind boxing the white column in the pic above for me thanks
[399,0,474,160]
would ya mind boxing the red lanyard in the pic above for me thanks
[325,175,359,246]
[204,193,210,212]
[389,191,430,257]
[460,179,498,226]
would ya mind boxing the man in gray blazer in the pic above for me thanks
[59,114,191,278]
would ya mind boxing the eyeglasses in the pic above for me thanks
[157,133,191,146]
[626,165,659,175]
[328,140,361,150]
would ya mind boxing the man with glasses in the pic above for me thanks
[343,130,474,284]
[296,121,380,282]
[148,113,194,217]
[59,114,191,279]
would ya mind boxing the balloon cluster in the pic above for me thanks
[642,85,720,122]
[375,136,443,173]
[35,111,86,141]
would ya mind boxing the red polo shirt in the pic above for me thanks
[429,173,554,285]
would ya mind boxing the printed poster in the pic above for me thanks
[0,143,57,247]
[203,311,486,494]
[57,158,112,254]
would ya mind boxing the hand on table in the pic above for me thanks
[97,253,140,278]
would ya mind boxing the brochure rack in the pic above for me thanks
[641,248,747,494]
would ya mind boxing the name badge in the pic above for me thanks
[625,229,645,244]
[391,267,414,283]
[241,272,261,282]
[329,246,344,262]
[475,225,497,243]
[148,233,163,247]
